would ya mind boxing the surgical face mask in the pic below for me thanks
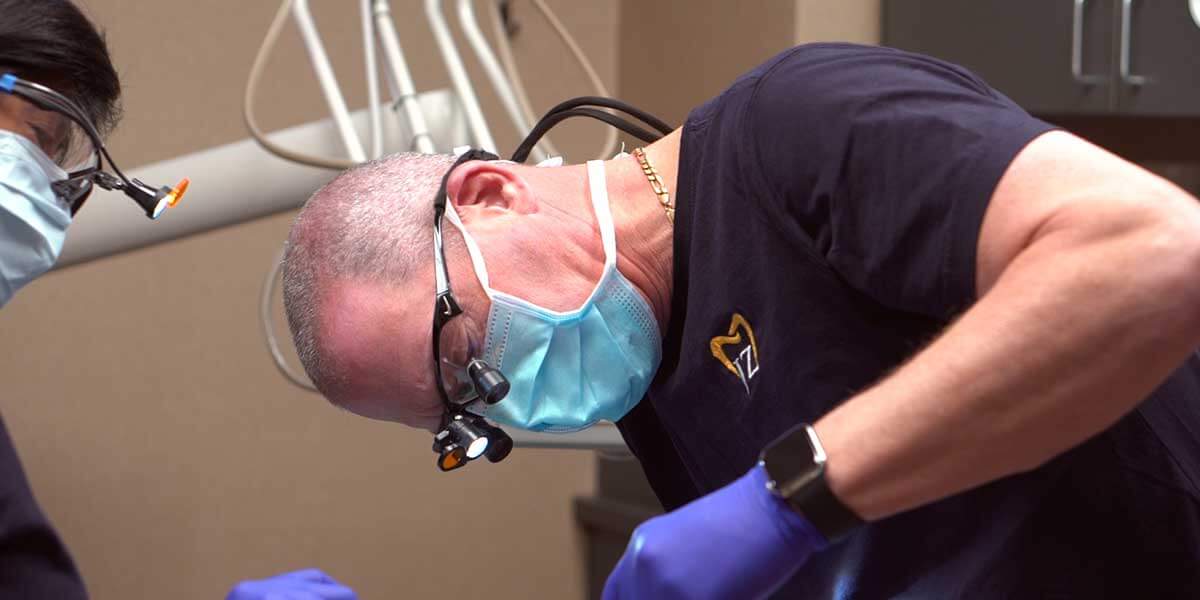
[444,159,662,432]
[0,130,71,308]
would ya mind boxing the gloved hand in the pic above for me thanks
[226,569,358,600]
[603,464,827,600]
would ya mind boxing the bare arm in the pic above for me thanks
[815,130,1200,520]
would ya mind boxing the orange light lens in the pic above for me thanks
[166,178,190,208]
[439,446,467,471]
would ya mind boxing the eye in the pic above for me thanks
[27,124,64,161]
[28,124,50,150]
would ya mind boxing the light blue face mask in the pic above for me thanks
[445,159,662,433]
[0,131,72,308]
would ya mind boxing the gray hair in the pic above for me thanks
[282,152,455,398]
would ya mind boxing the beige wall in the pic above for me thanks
[1,1,617,598]
[618,0,797,126]
[795,0,881,45]
[617,0,880,127]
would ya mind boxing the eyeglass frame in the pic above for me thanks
[430,149,500,470]
[51,161,104,216]
[2,73,182,220]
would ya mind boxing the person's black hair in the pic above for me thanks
[0,0,122,137]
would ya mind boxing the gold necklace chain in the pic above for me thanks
[633,147,674,225]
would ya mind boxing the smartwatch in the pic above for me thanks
[758,422,863,542]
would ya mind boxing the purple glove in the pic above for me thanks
[225,569,358,600]
[603,464,826,600]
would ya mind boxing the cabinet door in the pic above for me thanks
[1117,0,1200,115]
[883,0,1115,114]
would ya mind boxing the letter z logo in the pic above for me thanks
[709,313,760,395]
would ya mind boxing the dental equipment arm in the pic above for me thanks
[426,0,496,152]
[372,0,437,154]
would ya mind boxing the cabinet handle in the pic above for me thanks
[1072,0,1107,84]
[1120,0,1149,86]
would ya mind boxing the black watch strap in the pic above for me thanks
[786,467,863,542]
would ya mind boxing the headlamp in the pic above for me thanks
[446,413,489,459]
[434,412,500,471]
[123,176,191,220]
[479,422,513,463]
[467,359,508,405]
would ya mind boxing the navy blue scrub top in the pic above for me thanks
[618,44,1200,599]
[0,412,88,598]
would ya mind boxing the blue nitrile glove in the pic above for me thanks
[603,464,827,600]
[226,569,358,600]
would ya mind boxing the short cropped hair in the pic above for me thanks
[282,152,455,397]
[0,0,122,137]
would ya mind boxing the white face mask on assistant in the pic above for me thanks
[0,130,72,308]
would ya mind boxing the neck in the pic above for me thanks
[605,130,681,329]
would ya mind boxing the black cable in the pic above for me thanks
[511,108,663,163]
[539,96,675,135]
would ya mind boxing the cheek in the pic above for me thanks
[402,367,445,417]
[342,358,444,425]
[322,281,447,427]
[340,396,442,431]
[401,411,444,433]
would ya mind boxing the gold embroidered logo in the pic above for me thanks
[710,313,760,394]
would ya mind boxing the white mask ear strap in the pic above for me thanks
[448,161,615,300]
[586,160,617,268]
[443,199,493,293]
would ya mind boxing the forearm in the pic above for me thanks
[816,199,1200,521]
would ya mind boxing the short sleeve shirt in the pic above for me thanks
[618,43,1200,598]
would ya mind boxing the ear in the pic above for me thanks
[446,160,537,217]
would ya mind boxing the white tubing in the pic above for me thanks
[57,89,466,269]
[261,244,319,392]
[293,0,368,163]
[425,0,496,152]
[373,0,437,154]
[486,0,558,159]
[456,0,543,161]
[361,0,384,159]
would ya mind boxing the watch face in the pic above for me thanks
[768,423,817,458]
[761,423,863,541]
[761,423,825,498]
